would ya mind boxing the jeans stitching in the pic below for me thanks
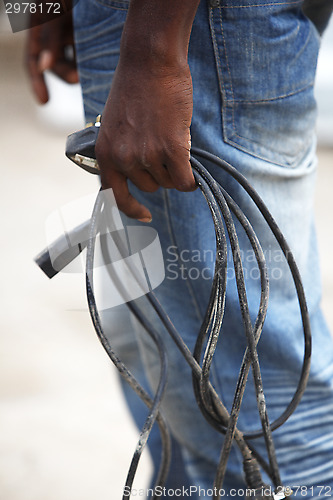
[208,1,316,167]
[225,82,314,152]
[208,6,227,103]
[220,0,302,8]
[221,134,302,167]
[94,0,129,10]
[223,82,314,104]
[164,190,204,325]
[219,6,235,105]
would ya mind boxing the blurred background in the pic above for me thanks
[0,6,333,500]
[0,7,152,500]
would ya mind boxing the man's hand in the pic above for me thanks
[96,59,195,222]
[25,8,78,104]
[95,0,200,222]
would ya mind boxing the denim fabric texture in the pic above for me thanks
[74,0,333,497]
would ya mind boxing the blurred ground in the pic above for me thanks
[0,18,151,500]
[0,11,333,500]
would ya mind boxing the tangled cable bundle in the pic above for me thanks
[84,147,311,500]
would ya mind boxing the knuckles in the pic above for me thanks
[96,129,196,191]
[95,137,136,172]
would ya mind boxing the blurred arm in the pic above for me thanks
[25,2,78,104]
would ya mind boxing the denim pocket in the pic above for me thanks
[209,0,321,167]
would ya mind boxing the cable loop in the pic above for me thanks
[84,149,311,499]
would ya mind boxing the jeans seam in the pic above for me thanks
[94,0,129,9]
[208,1,315,167]
[164,190,204,325]
[221,130,312,167]
[208,5,227,104]
[224,82,314,104]
[224,83,314,162]
[218,7,235,105]
[217,10,243,149]
[220,0,302,8]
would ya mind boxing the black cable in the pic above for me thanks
[85,191,171,500]
[192,148,311,438]
[94,171,275,488]
[89,182,262,484]
[81,149,312,499]
[191,157,281,490]
[190,167,229,422]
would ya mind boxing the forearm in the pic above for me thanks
[120,0,200,69]
[96,0,199,221]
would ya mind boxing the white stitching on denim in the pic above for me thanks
[209,6,227,106]
[95,0,129,10]
[220,1,301,8]
[209,0,314,167]
[219,8,235,104]
[217,3,240,141]
[223,81,314,104]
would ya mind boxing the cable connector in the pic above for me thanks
[273,487,293,500]
[65,115,100,175]
[243,458,292,500]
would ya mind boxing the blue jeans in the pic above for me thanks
[74,0,333,497]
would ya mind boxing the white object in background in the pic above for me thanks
[36,70,85,133]
[315,16,333,147]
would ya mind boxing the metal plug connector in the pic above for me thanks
[65,114,101,175]
[273,487,293,500]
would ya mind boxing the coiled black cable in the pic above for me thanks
[190,158,280,492]
[84,148,311,500]
[86,193,171,500]
[192,148,311,438]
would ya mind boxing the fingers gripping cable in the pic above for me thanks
[35,121,311,500]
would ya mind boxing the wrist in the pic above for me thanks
[119,0,200,70]
[120,32,188,76]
